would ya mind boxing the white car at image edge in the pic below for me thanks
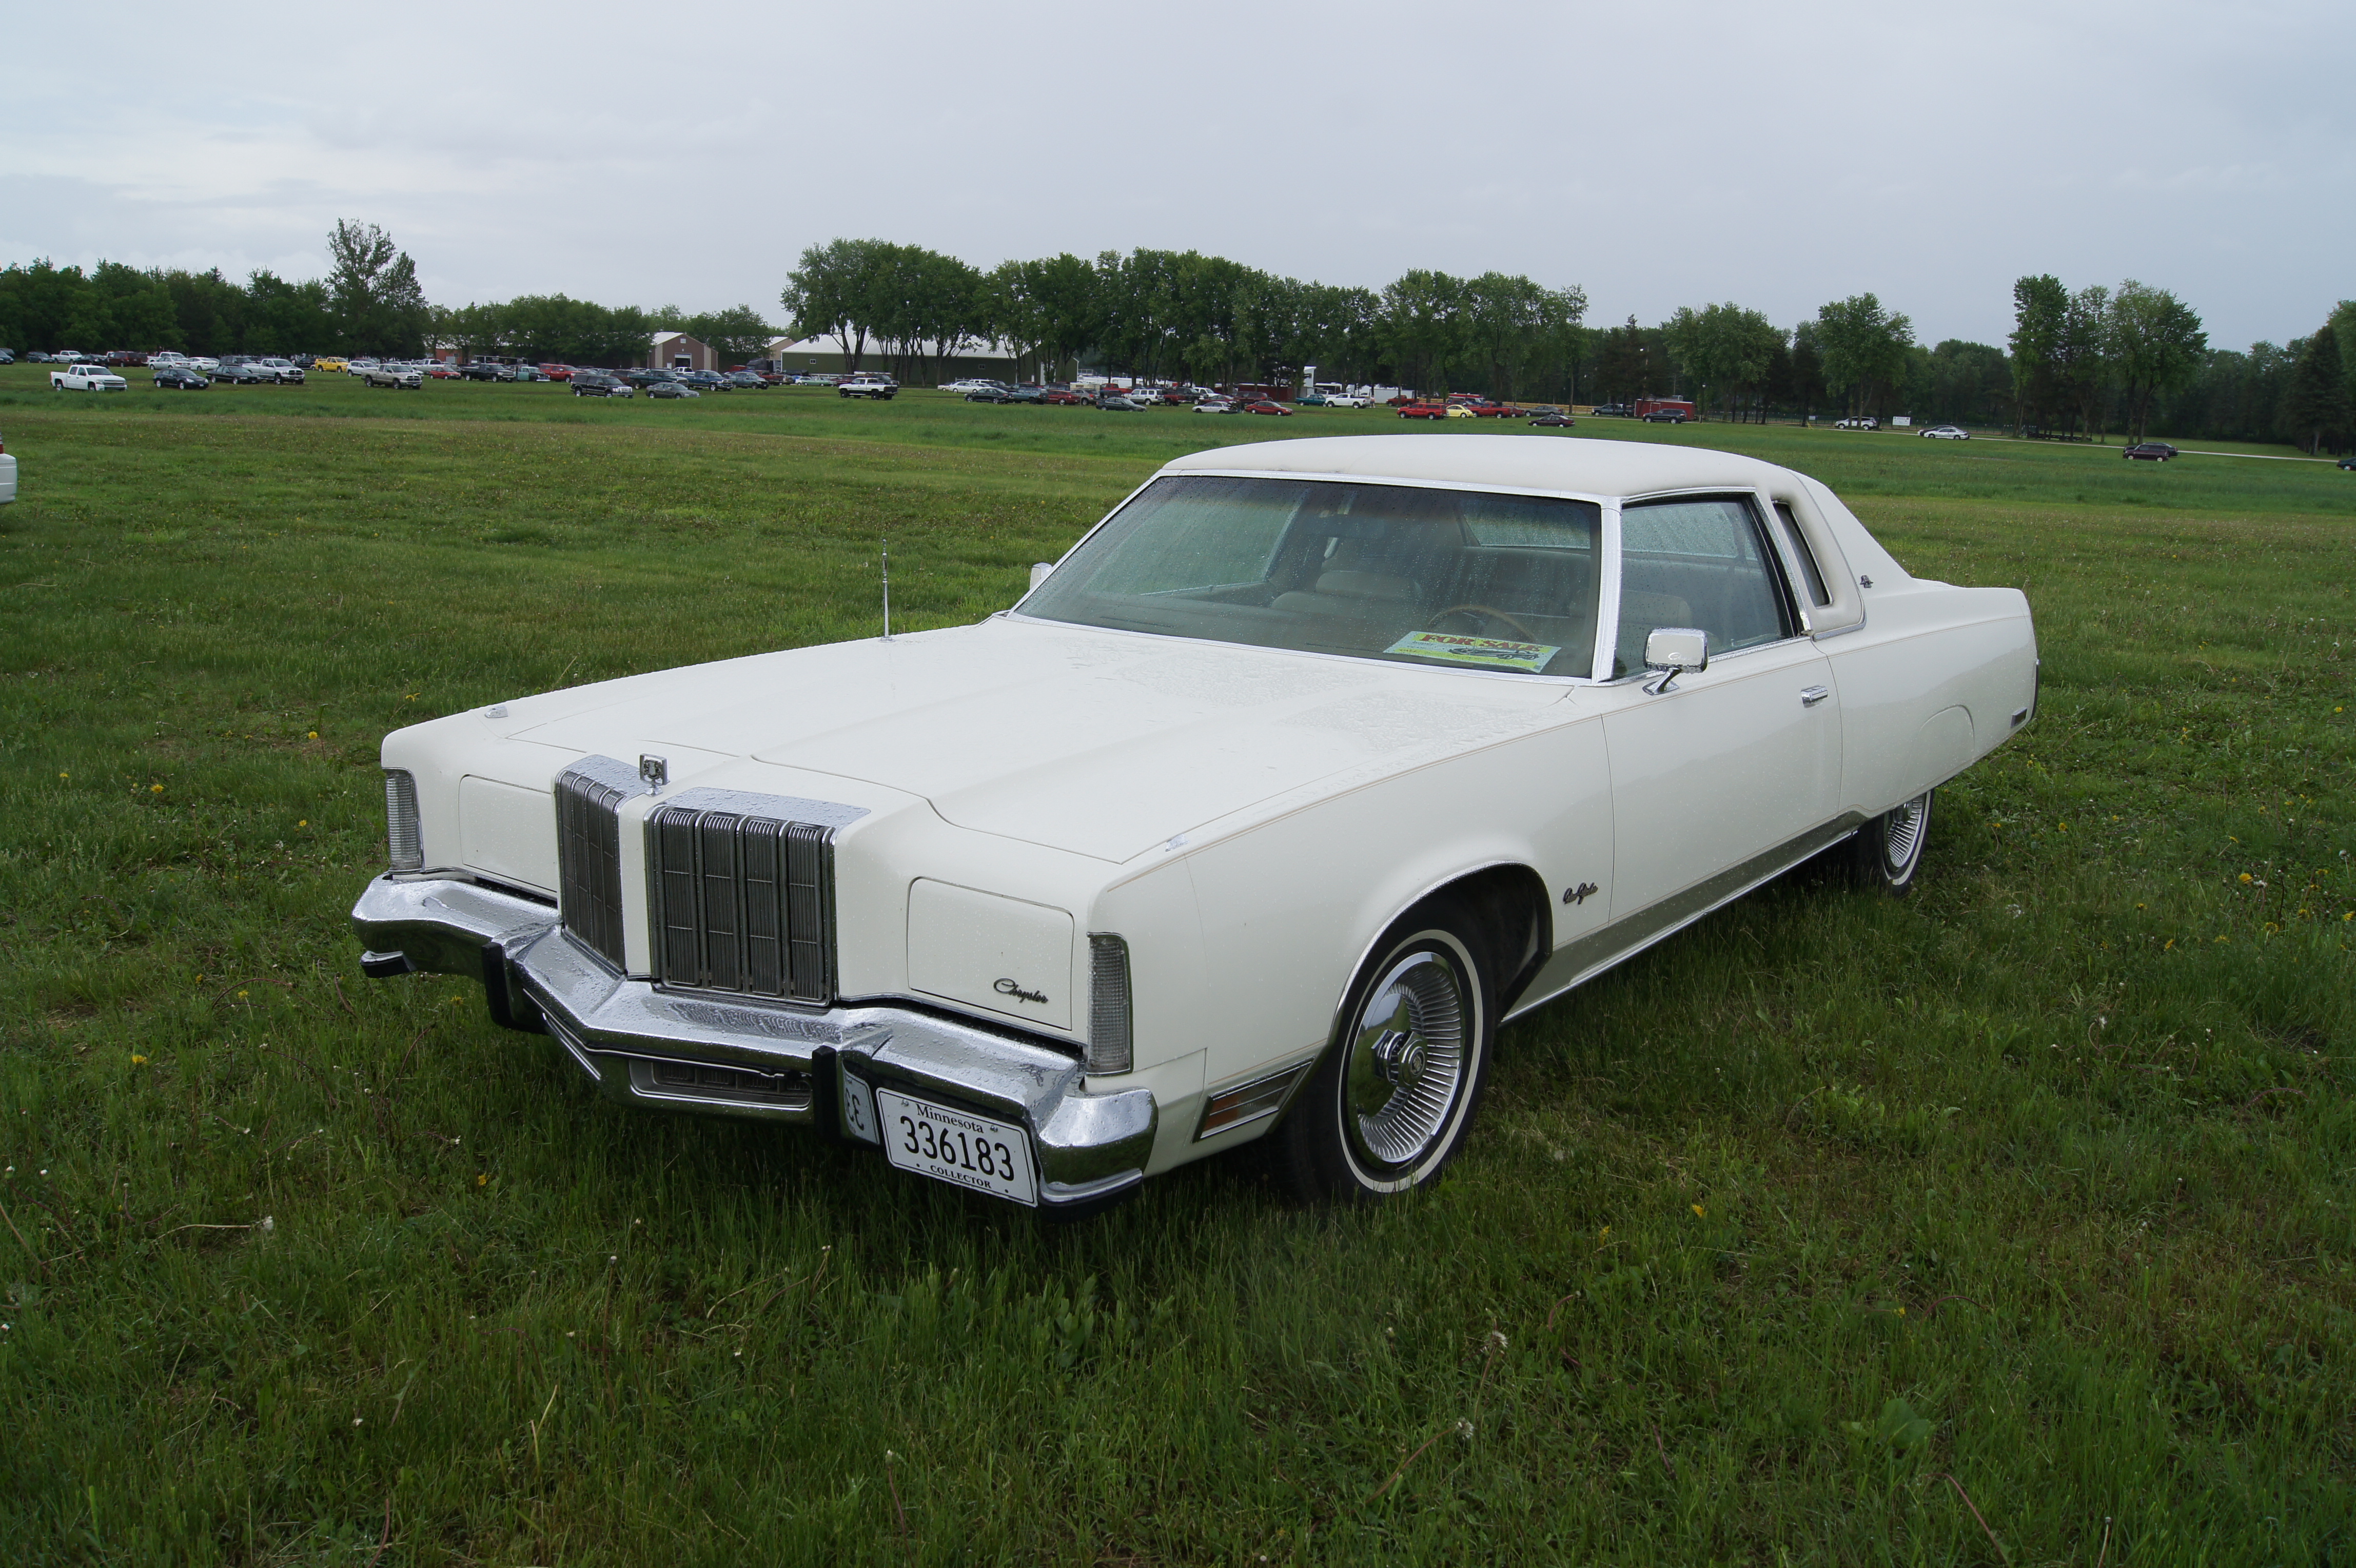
[1920,425,1970,440]
[50,362,128,392]
[0,432,15,504]
[351,434,2037,1213]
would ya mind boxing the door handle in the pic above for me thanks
[1800,685,1831,707]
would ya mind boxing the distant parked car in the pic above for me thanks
[255,357,305,383]
[2339,455,2355,471]
[210,357,271,385]
[839,373,898,399]
[1397,402,1449,420]
[1242,400,1292,416]
[1919,425,1969,440]
[0,429,14,504]
[313,357,350,373]
[572,374,634,398]
[26,351,52,364]
[104,350,149,367]
[1097,395,1146,411]
[1323,393,1371,409]
[538,364,576,381]
[2122,442,2177,461]
[723,371,767,389]
[644,380,700,400]
[1834,416,1878,432]
[1642,407,1691,424]
[1528,411,1575,427]
[1043,389,1091,405]
[0,350,14,365]
[944,378,1003,395]
[153,365,212,391]
[51,362,129,393]
[360,363,424,390]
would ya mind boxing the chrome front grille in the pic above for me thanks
[553,756,649,970]
[645,790,867,1004]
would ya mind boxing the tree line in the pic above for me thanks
[781,238,1592,399]
[6,220,2348,450]
[0,223,433,360]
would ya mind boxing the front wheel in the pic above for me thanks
[1273,903,1495,1202]
[1837,789,1932,894]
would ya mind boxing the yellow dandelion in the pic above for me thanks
[2240,873,2253,884]
[297,819,307,827]
[476,1173,488,1187]
[1598,1225,1611,1240]
[130,1054,148,1066]
[237,989,248,999]
[1691,1203,1707,1219]
[150,783,163,794]
[307,731,319,740]
[2164,938,2175,951]
[58,772,69,781]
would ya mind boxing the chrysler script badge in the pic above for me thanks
[993,978,1049,1006]
[1562,881,1600,906]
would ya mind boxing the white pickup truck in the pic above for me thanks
[50,362,128,393]
[0,430,15,504]
[837,373,898,400]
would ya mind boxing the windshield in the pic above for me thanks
[1022,474,1602,677]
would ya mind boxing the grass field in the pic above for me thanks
[2,366,2351,1565]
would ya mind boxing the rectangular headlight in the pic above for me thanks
[1086,934,1132,1076]
[383,769,422,870]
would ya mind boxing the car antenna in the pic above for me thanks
[880,538,892,641]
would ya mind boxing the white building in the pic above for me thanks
[764,334,1035,385]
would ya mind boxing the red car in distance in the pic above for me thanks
[1396,401,1449,420]
[1040,389,1091,405]
[538,364,576,381]
[1242,400,1292,416]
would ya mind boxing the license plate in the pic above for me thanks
[874,1089,1037,1207]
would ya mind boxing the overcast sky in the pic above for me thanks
[7,1,2347,350]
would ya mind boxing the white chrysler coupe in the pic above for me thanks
[353,435,2038,1211]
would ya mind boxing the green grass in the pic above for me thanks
[1,367,2351,1565]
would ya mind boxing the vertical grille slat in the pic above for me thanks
[644,797,847,1005]
[554,758,648,971]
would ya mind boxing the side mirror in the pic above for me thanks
[1028,561,1055,592]
[1642,626,1709,694]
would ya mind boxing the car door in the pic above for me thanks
[1594,494,1842,925]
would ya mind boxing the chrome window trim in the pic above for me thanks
[1605,489,1810,681]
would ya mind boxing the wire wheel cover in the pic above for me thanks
[1343,949,1469,1171]
[1884,793,1929,870]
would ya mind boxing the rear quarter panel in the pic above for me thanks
[1827,584,2037,815]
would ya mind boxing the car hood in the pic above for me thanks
[498,618,1570,863]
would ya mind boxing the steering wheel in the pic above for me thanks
[1429,603,1538,641]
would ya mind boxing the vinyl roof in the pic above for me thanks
[1162,434,1808,499]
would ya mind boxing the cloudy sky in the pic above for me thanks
[7,0,2346,350]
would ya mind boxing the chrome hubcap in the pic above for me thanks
[1343,949,1468,1172]
[1884,793,1929,869]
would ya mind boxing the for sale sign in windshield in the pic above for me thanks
[1385,630,1561,674]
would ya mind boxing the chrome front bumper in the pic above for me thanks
[350,873,1157,1208]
